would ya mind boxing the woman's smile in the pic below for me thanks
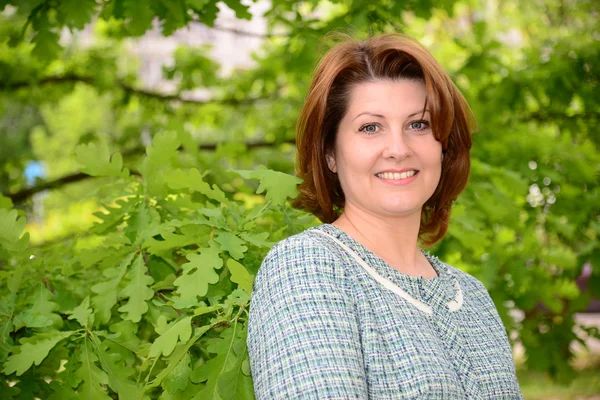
[375,169,420,185]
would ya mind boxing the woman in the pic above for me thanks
[247,34,523,399]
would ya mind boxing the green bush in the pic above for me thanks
[0,137,312,399]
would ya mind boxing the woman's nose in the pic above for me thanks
[382,132,412,160]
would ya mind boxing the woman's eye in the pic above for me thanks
[409,120,429,131]
[359,123,379,134]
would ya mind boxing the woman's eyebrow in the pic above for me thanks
[407,109,431,118]
[352,109,431,122]
[352,112,385,121]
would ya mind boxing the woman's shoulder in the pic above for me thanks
[254,226,350,291]
[262,226,340,263]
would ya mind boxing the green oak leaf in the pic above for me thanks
[217,357,253,400]
[148,325,211,390]
[89,335,140,399]
[166,168,226,202]
[91,252,135,324]
[191,326,238,399]
[75,340,111,400]
[222,0,252,20]
[125,203,162,246]
[47,381,78,400]
[121,0,154,35]
[194,304,223,316]
[67,296,94,328]
[149,316,193,358]
[118,254,155,323]
[192,0,219,26]
[224,289,250,309]
[162,352,192,394]
[106,320,141,353]
[0,209,29,253]
[192,324,252,399]
[226,259,254,294]
[14,312,52,330]
[14,284,62,330]
[174,243,223,302]
[214,231,247,260]
[146,131,181,164]
[217,325,254,400]
[90,199,136,235]
[3,331,74,376]
[145,228,197,255]
[158,0,188,35]
[75,142,129,178]
[239,232,274,248]
[57,0,96,30]
[233,168,302,206]
[31,27,62,60]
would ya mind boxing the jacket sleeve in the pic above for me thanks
[247,234,368,399]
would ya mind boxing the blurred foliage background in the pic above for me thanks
[0,0,599,398]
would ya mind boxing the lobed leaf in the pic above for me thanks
[67,297,94,328]
[239,232,274,248]
[76,340,112,400]
[222,0,252,20]
[149,316,193,358]
[226,259,254,294]
[148,325,211,389]
[118,254,155,323]
[118,0,155,35]
[106,320,141,353]
[192,324,253,399]
[174,243,223,302]
[89,334,140,399]
[57,0,97,30]
[0,209,29,254]
[191,326,238,399]
[233,168,302,206]
[217,326,254,400]
[14,284,62,331]
[3,331,74,376]
[146,228,197,255]
[167,168,226,202]
[146,131,181,164]
[162,352,192,394]
[31,24,62,60]
[75,142,129,178]
[215,231,247,260]
[91,252,135,324]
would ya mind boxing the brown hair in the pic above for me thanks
[293,33,475,246]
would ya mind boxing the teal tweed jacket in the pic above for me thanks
[247,224,523,399]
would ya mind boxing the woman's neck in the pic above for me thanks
[331,205,437,278]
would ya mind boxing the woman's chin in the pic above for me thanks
[377,203,424,218]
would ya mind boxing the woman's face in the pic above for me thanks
[328,79,442,220]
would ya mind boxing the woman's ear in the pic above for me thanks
[326,153,337,173]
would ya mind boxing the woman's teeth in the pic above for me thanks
[376,171,417,180]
